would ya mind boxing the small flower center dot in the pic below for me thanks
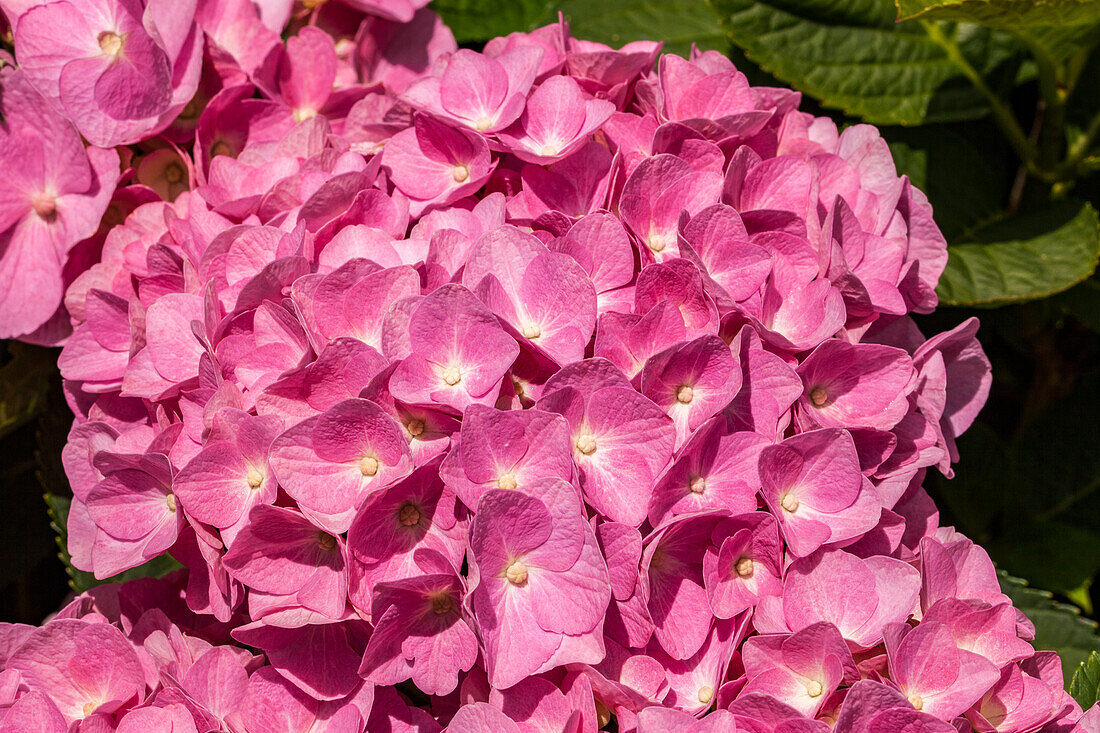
[210,141,233,158]
[98,31,123,57]
[806,680,823,698]
[360,456,379,477]
[164,163,184,184]
[676,385,694,404]
[83,702,98,717]
[442,366,462,386]
[908,694,923,711]
[165,493,176,512]
[648,234,667,253]
[809,386,828,407]
[697,685,714,704]
[575,434,597,455]
[430,592,454,615]
[452,164,470,183]
[735,557,754,577]
[522,322,541,339]
[32,194,56,219]
[780,493,800,513]
[689,476,706,494]
[539,144,558,157]
[406,418,425,438]
[398,503,421,527]
[475,117,492,131]
[317,532,336,551]
[246,469,263,489]
[497,473,517,491]
[505,559,528,585]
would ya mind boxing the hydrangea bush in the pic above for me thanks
[1,0,1098,731]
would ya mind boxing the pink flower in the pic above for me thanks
[383,114,496,215]
[173,409,282,543]
[0,69,120,342]
[268,397,414,532]
[884,620,1001,720]
[794,340,914,432]
[758,429,881,557]
[496,74,615,163]
[740,622,858,717]
[753,548,920,648]
[702,512,782,619]
[11,0,202,146]
[640,335,742,447]
[222,504,348,619]
[359,564,477,695]
[439,404,572,509]
[620,154,723,261]
[346,461,466,602]
[404,47,542,133]
[388,284,520,411]
[538,358,675,527]
[6,618,145,723]
[468,479,611,689]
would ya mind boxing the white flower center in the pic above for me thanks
[575,434,597,455]
[360,456,379,477]
[697,685,714,704]
[165,493,176,512]
[522,322,541,339]
[246,468,264,489]
[475,117,492,131]
[98,31,122,57]
[442,366,462,386]
[908,694,923,711]
[451,164,470,183]
[688,475,706,494]
[539,144,558,157]
[505,559,528,585]
[406,418,425,438]
[676,385,694,404]
[806,680,823,698]
[780,493,800,513]
[497,473,517,490]
[735,557,754,577]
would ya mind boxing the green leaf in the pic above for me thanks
[897,0,1100,62]
[1071,651,1100,709]
[429,0,554,44]
[433,0,730,55]
[709,0,1023,124]
[999,570,1100,680]
[45,493,182,594]
[936,199,1100,306]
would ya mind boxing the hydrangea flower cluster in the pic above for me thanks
[1,0,1098,731]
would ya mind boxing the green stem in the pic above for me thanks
[1034,51,1066,172]
[1058,107,1100,179]
[921,20,1038,170]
